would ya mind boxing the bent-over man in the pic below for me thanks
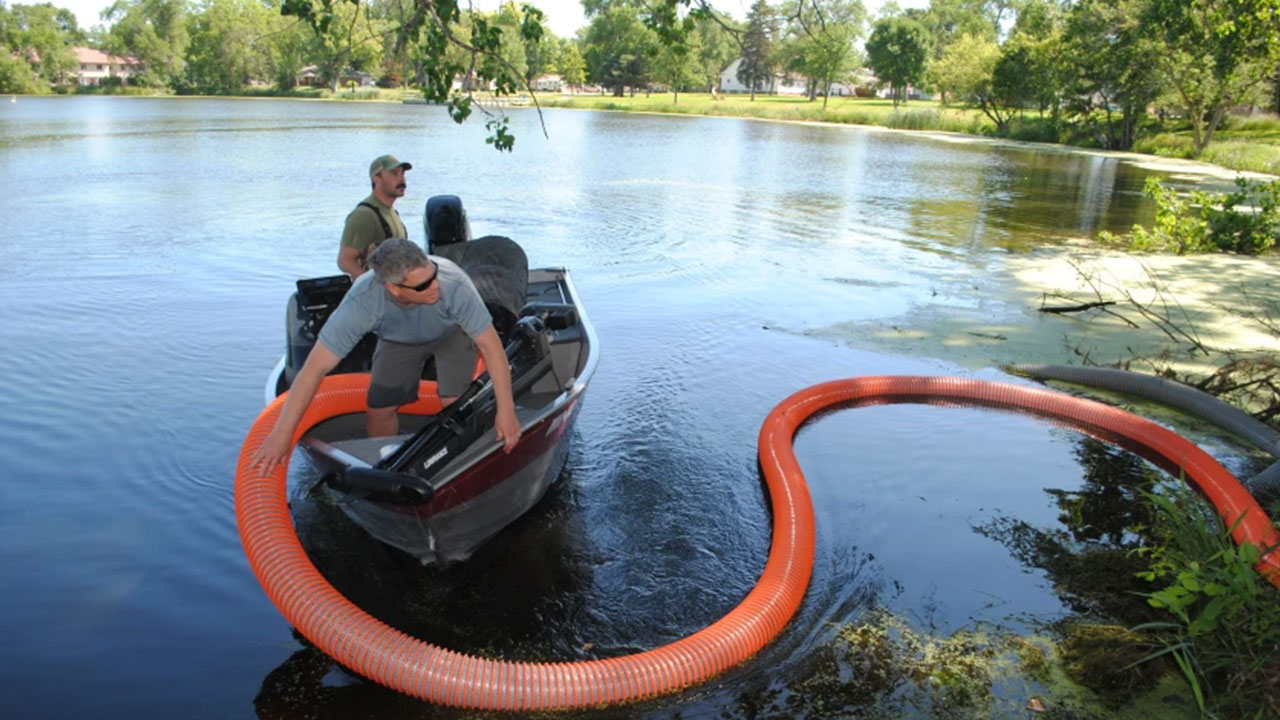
[338,154,411,278]
[252,239,522,473]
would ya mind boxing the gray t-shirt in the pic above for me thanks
[317,257,493,357]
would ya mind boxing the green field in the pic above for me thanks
[537,91,992,135]
[535,91,1280,176]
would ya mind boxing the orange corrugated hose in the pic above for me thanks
[235,375,1280,709]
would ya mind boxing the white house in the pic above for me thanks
[532,73,562,92]
[718,60,885,98]
[73,47,144,85]
[718,58,808,95]
[296,65,375,89]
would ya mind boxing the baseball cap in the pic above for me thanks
[369,154,412,179]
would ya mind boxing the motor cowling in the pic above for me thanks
[424,195,527,340]
[425,195,471,254]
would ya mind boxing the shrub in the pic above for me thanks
[1200,142,1280,176]
[1222,112,1280,133]
[1132,485,1280,717]
[1005,117,1061,143]
[1132,133,1194,159]
[336,88,381,101]
[886,108,941,130]
[1100,177,1280,254]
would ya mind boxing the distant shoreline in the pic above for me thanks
[532,99,1277,183]
[19,89,1280,179]
[533,93,1280,179]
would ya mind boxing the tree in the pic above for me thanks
[1144,0,1280,156]
[986,41,1035,129]
[928,30,1026,131]
[919,0,991,52]
[3,3,83,85]
[520,7,556,84]
[558,41,585,90]
[1007,0,1066,118]
[1011,0,1061,40]
[491,1,530,88]
[651,33,698,101]
[582,5,654,96]
[1060,0,1164,150]
[865,15,929,107]
[776,0,865,105]
[809,25,862,107]
[275,0,754,149]
[264,12,312,91]
[1274,61,1280,114]
[299,0,386,92]
[102,0,191,86]
[184,0,276,93]
[738,0,775,100]
[693,13,735,93]
[0,52,41,93]
[927,31,996,108]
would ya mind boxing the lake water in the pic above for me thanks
[0,96,1268,718]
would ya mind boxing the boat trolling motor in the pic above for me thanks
[323,303,577,505]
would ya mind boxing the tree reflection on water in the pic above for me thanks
[716,435,1195,720]
[974,436,1167,625]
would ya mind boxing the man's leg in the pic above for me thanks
[366,338,432,437]
[366,405,399,437]
[433,329,479,412]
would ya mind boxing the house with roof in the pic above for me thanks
[296,65,375,89]
[718,58,808,96]
[296,65,323,87]
[718,59,887,98]
[73,47,144,86]
[531,74,562,92]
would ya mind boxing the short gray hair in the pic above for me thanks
[369,238,428,284]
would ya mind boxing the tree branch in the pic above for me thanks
[1038,300,1118,314]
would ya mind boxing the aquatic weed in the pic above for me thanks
[1132,484,1280,717]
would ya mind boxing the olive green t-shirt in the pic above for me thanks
[340,194,408,272]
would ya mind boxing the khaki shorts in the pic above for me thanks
[367,330,478,409]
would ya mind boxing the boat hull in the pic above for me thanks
[334,397,583,564]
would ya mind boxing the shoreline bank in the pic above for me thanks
[810,246,1280,401]
[532,95,1280,181]
[24,90,1279,180]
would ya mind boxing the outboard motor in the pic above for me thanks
[425,195,471,260]
[424,195,528,340]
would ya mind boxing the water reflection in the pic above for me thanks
[707,434,1193,720]
[973,436,1184,709]
[901,146,1142,251]
[975,437,1165,623]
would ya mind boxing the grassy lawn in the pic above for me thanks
[537,91,994,134]
[1134,118,1280,176]
[1197,115,1280,175]
[536,91,1280,175]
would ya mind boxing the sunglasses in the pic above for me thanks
[396,261,438,292]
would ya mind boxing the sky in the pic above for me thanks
[61,0,918,42]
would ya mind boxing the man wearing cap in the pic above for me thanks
[337,155,412,278]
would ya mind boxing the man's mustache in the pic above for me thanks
[396,183,406,190]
